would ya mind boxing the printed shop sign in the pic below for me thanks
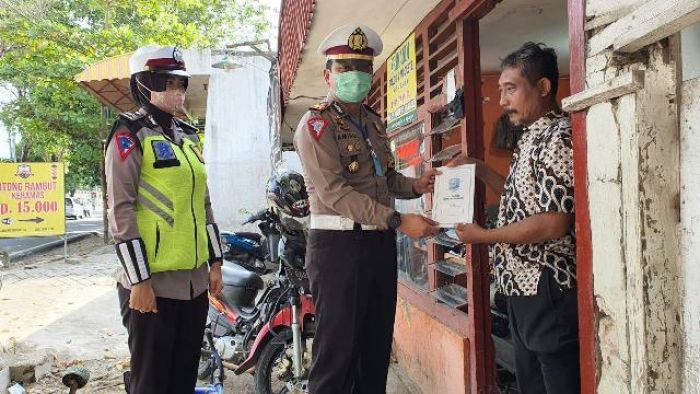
[387,33,418,131]
[0,163,66,237]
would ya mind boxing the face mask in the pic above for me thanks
[150,90,186,115]
[332,71,372,103]
[137,79,186,115]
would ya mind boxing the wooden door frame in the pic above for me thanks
[567,0,596,392]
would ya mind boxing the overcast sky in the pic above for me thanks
[262,0,281,49]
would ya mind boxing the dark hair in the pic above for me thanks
[501,42,559,98]
[325,59,333,70]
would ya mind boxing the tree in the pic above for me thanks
[0,0,270,191]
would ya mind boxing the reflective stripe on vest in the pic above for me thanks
[135,132,209,273]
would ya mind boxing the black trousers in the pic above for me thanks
[117,284,209,394]
[506,269,580,394]
[306,229,398,394]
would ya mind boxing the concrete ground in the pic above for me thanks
[0,236,420,393]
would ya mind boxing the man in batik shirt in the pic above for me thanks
[451,42,578,394]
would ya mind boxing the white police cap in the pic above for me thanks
[317,24,383,60]
[128,45,189,77]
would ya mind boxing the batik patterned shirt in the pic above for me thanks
[492,111,576,296]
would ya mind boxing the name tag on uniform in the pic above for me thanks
[151,140,180,168]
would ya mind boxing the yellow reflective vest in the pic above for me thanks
[135,129,209,273]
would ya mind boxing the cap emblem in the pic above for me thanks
[348,28,368,51]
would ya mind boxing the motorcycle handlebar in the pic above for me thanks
[241,209,283,227]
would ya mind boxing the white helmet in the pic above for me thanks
[128,45,189,77]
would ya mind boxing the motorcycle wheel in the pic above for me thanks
[253,330,314,394]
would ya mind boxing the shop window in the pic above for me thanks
[391,123,429,290]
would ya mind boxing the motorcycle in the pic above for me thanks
[202,211,315,394]
[220,209,281,274]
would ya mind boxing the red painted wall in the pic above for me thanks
[393,297,471,393]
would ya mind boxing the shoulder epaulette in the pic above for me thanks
[105,112,147,152]
[309,102,331,112]
[174,118,198,135]
[119,111,147,123]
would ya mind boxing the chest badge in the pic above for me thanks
[347,161,360,173]
[151,140,181,168]
[190,145,205,164]
[153,140,176,160]
[334,115,349,130]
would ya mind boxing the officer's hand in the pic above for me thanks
[398,214,441,240]
[209,261,223,297]
[413,169,442,195]
[130,281,158,313]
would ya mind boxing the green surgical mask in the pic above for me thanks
[332,71,372,103]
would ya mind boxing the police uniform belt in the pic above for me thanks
[310,214,378,231]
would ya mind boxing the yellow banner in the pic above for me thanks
[0,163,66,237]
[387,33,418,131]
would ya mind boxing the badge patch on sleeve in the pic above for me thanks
[116,132,137,161]
[307,117,329,141]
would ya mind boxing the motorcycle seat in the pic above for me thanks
[221,261,264,290]
[233,232,262,243]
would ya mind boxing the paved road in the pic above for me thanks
[0,215,105,256]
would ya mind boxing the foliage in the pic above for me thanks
[0,0,270,191]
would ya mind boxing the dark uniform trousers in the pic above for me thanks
[306,228,398,394]
[506,268,580,394]
[117,284,209,394]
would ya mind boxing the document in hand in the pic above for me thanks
[431,164,475,227]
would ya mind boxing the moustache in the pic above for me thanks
[504,109,518,115]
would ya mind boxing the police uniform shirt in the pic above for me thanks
[106,110,213,300]
[293,94,418,229]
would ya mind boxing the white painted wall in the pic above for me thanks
[585,101,631,393]
[204,56,274,231]
[582,0,683,390]
[681,22,700,81]
[681,77,700,394]
[280,150,303,174]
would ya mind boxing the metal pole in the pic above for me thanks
[64,234,68,262]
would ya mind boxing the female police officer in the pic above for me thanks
[105,46,223,394]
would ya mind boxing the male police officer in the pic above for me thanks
[294,24,440,393]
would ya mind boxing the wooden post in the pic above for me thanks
[459,17,495,394]
[568,0,596,392]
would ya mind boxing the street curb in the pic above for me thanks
[8,233,96,260]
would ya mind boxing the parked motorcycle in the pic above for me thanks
[202,170,314,394]
[220,209,281,274]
